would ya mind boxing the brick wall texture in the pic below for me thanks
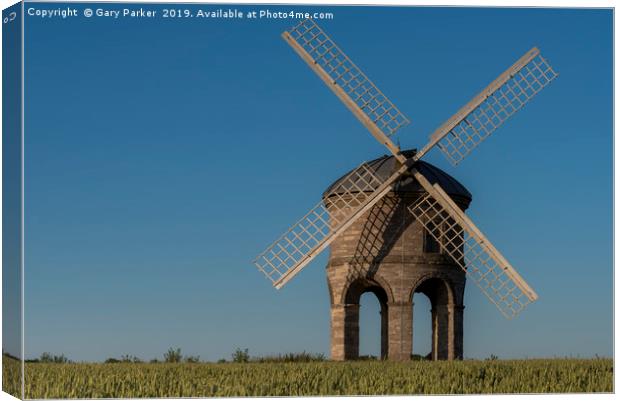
[325,190,469,361]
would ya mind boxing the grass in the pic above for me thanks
[2,354,21,398]
[13,357,612,398]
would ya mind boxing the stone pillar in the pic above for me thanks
[431,303,464,360]
[380,302,388,360]
[330,303,360,361]
[431,304,450,360]
[450,304,464,360]
[387,302,412,361]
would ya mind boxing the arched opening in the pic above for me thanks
[359,292,383,359]
[411,277,454,360]
[412,293,432,359]
[343,279,389,360]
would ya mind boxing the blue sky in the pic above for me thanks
[21,4,612,361]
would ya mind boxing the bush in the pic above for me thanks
[184,355,200,363]
[232,348,250,363]
[164,348,182,363]
[40,353,69,363]
[105,355,141,363]
[121,354,142,363]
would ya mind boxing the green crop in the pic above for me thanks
[2,354,21,398]
[9,357,613,398]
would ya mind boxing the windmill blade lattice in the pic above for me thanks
[421,48,558,165]
[408,170,538,318]
[283,18,409,159]
[254,162,407,289]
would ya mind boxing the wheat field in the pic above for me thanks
[2,357,611,398]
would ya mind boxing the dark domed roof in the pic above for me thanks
[323,149,472,205]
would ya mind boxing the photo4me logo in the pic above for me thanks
[25,6,334,20]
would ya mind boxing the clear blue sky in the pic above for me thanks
[21,4,612,362]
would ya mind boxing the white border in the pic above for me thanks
[0,1,615,401]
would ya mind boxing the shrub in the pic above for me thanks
[164,348,182,363]
[40,353,69,363]
[232,348,250,363]
[184,355,200,363]
[120,354,142,363]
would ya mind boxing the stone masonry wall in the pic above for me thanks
[326,191,467,361]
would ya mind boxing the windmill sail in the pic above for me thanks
[258,19,551,322]
[408,170,538,318]
[254,162,408,289]
[417,47,557,165]
[283,18,410,161]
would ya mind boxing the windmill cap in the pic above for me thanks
[323,149,472,206]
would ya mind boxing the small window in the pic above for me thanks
[423,229,440,253]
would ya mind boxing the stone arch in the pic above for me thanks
[336,277,392,360]
[341,274,395,305]
[409,272,464,360]
[408,272,456,305]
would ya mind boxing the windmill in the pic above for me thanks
[253,18,557,360]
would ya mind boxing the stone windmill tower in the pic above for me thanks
[254,19,558,361]
[324,152,471,361]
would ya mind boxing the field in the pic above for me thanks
[3,357,611,398]
[2,355,20,398]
